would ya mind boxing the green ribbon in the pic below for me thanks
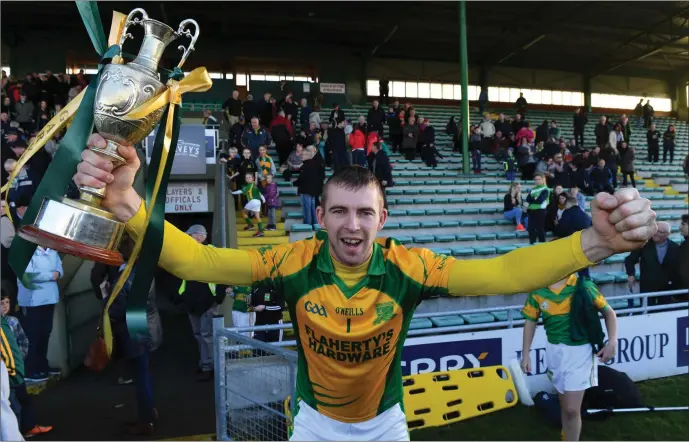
[125,68,184,338]
[75,1,107,57]
[8,37,120,279]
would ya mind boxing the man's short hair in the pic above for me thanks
[565,194,578,207]
[533,172,545,179]
[322,165,384,209]
[681,214,688,224]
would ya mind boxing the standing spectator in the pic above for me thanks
[242,94,259,122]
[294,146,324,228]
[177,225,225,381]
[633,99,643,129]
[515,92,527,116]
[618,142,636,188]
[503,181,526,231]
[594,116,610,148]
[478,87,488,115]
[368,140,393,191]
[545,185,565,233]
[388,108,403,152]
[34,101,50,133]
[229,115,246,149]
[512,113,527,136]
[590,159,614,194]
[601,143,620,189]
[227,285,252,336]
[241,117,271,160]
[250,285,284,343]
[419,118,437,165]
[642,100,654,129]
[609,124,622,150]
[202,109,218,129]
[479,113,495,139]
[526,173,549,244]
[495,113,512,137]
[535,120,550,145]
[378,78,390,105]
[618,115,631,144]
[258,92,273,129]
[646,123,660,163]
[329,103,345,127]
[270,110,294,166]
[14,93,34,135]
[327,120,348,172]
[625,222,680,305]
[367,100,385,136]
[503,147,518,181]
[445,115,459,152]
[348,120,367,167]
[470,126,482,174]
[402,115,419,161]
[17,246,62,383]
[515,122,534,146]
[232,173,266,237]
[255,146,276,187]
[662,124,676,164]
[262,174,280,231]
[282,95,298,129]
[222,90,242,127]
[517,138,537,180]
[67,83,82,104]
[573,108,588,148]
[299,98,312,132]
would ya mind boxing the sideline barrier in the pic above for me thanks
[213,289,687,440]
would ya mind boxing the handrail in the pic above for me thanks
[212,149,237,249]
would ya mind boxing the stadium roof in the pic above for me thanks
[2,1,688,79]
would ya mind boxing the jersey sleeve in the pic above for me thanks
[246,242,300,291]
[414,248,456,299]
[583,279,610,312]
[521,292,540,322]
[446,231,593,296]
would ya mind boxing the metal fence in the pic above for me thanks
[214,328,297,441]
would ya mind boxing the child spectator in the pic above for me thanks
[1,297,53,438]
[349,122,366,166]
[232,173,266,238]
[503,182,526,232]
[294,146,324,227]
[526,173,550,244]
[249,285,285,343]
[262,174,280,231]
[237,148,258,203]
[255,145,276,187]
[503,147,518,181]
[229,286,253,337]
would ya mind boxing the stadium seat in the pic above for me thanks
[434,234,456,242]
[460,313,495,324]
[496,246,517,254]
[445,208,463,215]
[413,235,435,244]
[474,247,496,255]
[409,318,433,330]
[425,208,445,216]
[440,221,460,228]
[429,248,452,256]
[290,224,313,232]
[451,248,475,257]
[477,233,497,241]
[456,234,476,241]
[490,310,522,322]
[408,209,426,216]
[395,236,414,245]
[591,273,616,285]
[429,315,465,327]
[400,222,421,229]
[421,221,441,228]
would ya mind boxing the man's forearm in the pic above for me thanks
[580,228,615,264]
[112,188,143,223]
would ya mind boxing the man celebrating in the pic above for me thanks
[74,134,657,441]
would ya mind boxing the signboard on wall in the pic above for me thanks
[144,124,208,174]
[165,181,209,213]
[401,309,688,395]
[320,83,346,94]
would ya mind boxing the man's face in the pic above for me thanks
[393,101,399,108]
[229,149,237,158]
[19,94,26,102]
[551,122,556,128]
[317,184,387,266]
[373,100,379,108]
[600,116,606,124]
[12,146,25,157]
[652,226,670,244]
[651,124,656,130]
[246,174,254,183]
[598,160,606,169]
[358,116,365,124]
[190,233,206,244]
[251,119,259,130]
[7,134,17,143]
[0,298,9,316]
[680,219,689,238]
[534,175,544,186]
[554,154,563,164]
[232,91,239,99]
[499,113,505,121]
[243,149,251,159]
[1,113,7,122]
[570,187,578,196]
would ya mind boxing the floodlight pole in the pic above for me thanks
[459,0,470,174]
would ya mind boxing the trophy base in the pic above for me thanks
[17,196,125,266]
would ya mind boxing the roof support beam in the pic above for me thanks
[371,25,399,56]
[497,34,545,64]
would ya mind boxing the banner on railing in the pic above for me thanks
[320,83,346,94]
[401,309,688,395]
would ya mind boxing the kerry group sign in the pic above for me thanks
[144,124,207,175]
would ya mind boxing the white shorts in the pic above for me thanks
[290,400,409,441]
[231,311,252,337]
[244,199,261,213]
[546,342,598,394]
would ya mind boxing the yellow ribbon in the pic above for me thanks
[1,11,127,221]
[102,67,212,356]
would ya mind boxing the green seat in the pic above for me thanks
[283,200,300,207]
[475,247,496,256]
[400,222,421,229]
[479,208,499,214]
[397,198,414,205]
[496,246,517,254]
[419,189,437,195]
[290,224,313,232]
[414,198,432,204]
[421,221,440,228]
[286,211,304,219]
[463,208,480,215]
[281,188,298,196]
[477,233,496,241]
[429,315,465,327]
[457,234,476,241]
[516,231,529,239]
[657,214,673,221]
[388,209,407,217]
[461,220,478,227]
[609,271,629,283]
[490,310,521,322]
[465,197,482,204]
[445,208,463,215]
[451,248,474,257]
[448,197,466,204]
[435,234,456,242]
[482,197,499,203]
[496,232,517,240]
[478,219,497,226]
[436,188,454,195]
[382,222,400,230]
[386,188,403,195]
[394,235,413,245]
[413,235,435,244]
[409,318,433,330]
[452,188,468,194]
[408,209,426,216]
[673,204,689,210]
[403,189,420,195]
[429,248,452,256]
[425,208,445,216]
[439,180,455,185]
[425,180,441,186]
[431,198,449,204]
[439,221,459,229]
[603,253,628,264]
[591,273,616,285]
[460,313,495,324]
[313,224,323,231]
[496,219,514,226]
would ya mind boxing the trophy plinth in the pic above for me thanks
[16,8,200,265]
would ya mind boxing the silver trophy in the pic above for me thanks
[19,8,199,265]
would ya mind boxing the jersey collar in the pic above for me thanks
[316,232,386,276]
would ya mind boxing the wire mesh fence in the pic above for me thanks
[214,328,298,441]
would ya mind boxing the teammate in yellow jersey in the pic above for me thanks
[75,133,657,441]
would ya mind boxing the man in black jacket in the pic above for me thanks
[590,159,613,194]
[594,116,610,148]
[258,92,273,129]
[271,110,294,166]
[368,141,393,189]
[329,103,345,127]
[646,123,660,163]
[281,94,299,129]
[367,100,385,136]
[242,94,259,122]
[328,120,348,172]
[222,90,242,127]
[573,108,588,148]
[625,222,680,305]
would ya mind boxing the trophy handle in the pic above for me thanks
[118,8,149,48]
[175,19,200,69]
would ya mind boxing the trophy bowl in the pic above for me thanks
[18,8,199,266]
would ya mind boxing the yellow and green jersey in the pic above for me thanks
[241,183,262,201]
[250,230,454,423]
[1,316,24,387]
[521,274,609,346]
[232,286,252,313]
[257,155,275,179]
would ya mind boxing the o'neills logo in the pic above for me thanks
[336,307,364,316]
